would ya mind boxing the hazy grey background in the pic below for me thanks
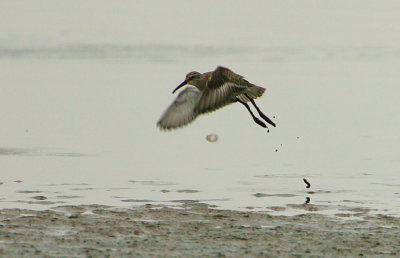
[1,1,399,216]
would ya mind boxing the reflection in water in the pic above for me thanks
[121,199,154,203]
[56,195,82,199]
[303,178,311,204]
[128,180,177,186]
[1,44,399,62]
[0,147,86,157]
[253,193,297,198]
[0,44,247,61]
[42,183,90,186]
[17,190,42,194]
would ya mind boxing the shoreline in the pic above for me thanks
[1,203,399,257]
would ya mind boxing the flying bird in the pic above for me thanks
[157,66,276,130]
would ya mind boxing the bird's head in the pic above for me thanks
[172,71,202,94]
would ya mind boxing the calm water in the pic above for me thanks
[1,1,399,217]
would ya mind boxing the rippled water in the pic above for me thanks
[1,1,399,217]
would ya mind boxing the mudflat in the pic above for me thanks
[1,203,399,257]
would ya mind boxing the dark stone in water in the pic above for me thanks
[32,196,47,200]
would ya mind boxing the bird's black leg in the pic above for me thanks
[245,93,276,127]
[236,98,267,128]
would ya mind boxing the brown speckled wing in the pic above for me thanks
[195,66,247,114]
[195,82,245,114]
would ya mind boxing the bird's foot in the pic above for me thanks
[253,117,267,128]
[259,113,276,127]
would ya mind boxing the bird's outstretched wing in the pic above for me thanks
[195,66,248,114]
[157,87,201,130]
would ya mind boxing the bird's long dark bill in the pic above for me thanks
[172,81,187,94]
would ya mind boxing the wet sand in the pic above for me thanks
[1,203,399,257]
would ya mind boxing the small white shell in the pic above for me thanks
[206,134,218,142]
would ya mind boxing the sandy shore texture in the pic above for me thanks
[1,203,399,257]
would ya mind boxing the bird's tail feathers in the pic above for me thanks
[238,85,265,102]
[247,85,265,99]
